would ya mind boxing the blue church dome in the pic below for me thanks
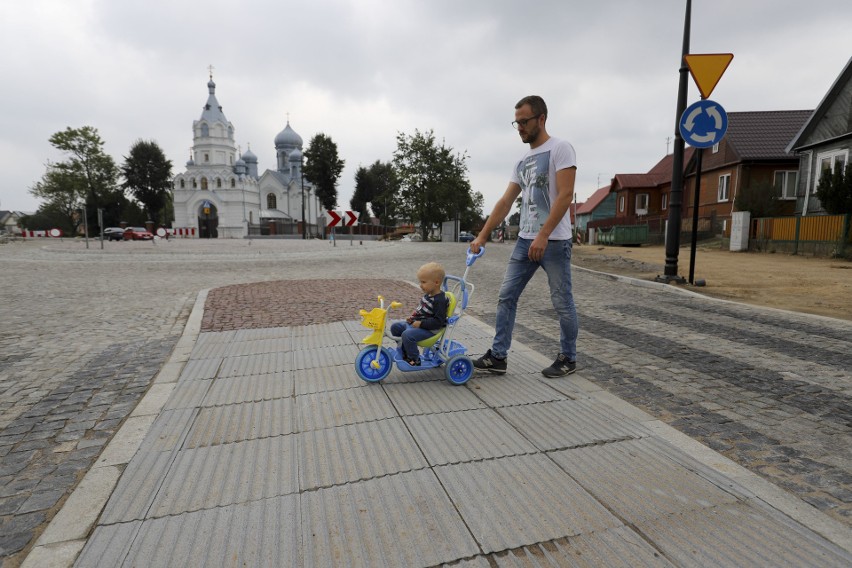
[274,122,302,149]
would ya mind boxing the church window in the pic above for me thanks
[231,178,235,188]
[192,178,197,188]
[201,177,208,190]
[267,194,277,209]
[201,124,209,137]
[180,179,185,189]
[216,178,222,188]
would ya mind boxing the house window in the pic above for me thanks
[662,193,668,210]
[718,174,731,202]
[712,142,719,154]
[201,177,208,190]
[815,150,848,194]
[618,195,625,212]
[267,193,277,209]
[635,193,649,215]
[774,171,798,200]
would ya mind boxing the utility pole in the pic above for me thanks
[658,0,691,284]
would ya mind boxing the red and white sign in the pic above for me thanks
[326,210,359,227]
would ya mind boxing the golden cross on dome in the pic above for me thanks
[208,64,215,80]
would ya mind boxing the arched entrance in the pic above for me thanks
[198,200,218,238]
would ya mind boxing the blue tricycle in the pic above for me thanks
[355,248,484,385]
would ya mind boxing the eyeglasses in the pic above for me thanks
[511,115,540,130]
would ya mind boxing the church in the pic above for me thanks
[172,74,322,238]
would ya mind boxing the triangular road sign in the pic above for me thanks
[684,53,734,99]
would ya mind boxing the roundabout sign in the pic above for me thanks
[679,99,728,149]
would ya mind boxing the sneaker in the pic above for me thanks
[473,349,507,374]
[542,354,576,378]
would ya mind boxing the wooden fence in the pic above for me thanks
[751,214,850,243]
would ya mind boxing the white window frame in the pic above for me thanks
[774,170,798,200]
[618,195,625,212]
[712,142,719,154]
[814,149,849,194]
[717,174,731,202]
[661,193,668,210]
[635,193,649,215]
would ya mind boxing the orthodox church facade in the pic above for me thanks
[172,75,322,238]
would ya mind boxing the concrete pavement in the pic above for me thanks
[2,239,851,566]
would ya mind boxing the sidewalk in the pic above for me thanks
[23,287,852,567]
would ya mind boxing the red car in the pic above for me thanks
[123,227,154,241]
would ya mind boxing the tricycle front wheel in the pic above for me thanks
[356,346,394,383]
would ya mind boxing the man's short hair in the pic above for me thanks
[515,95,548,119]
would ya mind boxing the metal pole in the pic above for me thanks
[83,207,89,249]
[659,0,691,283]
[688,148,703,284]
[300,156,306,239]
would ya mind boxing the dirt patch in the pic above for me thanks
[572,243,852,321]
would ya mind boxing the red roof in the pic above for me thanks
[577,185,610,215]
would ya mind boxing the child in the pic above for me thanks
[390,262,449,366]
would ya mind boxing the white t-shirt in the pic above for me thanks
[510,136,577,240]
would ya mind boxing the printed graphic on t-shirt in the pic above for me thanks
[518,151,551,235]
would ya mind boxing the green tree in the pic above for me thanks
[121,139,173,225]
[816,164,852,215]
[29,126,123,233]
[392,129,476,240]
[734,180,781,218]
[816,163,852,254]
[351,160,399,226]
[303,133,345,210]
[30,165,87,233]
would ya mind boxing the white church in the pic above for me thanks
[172,74,323,238]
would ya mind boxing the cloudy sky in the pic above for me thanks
[2,0,850,217]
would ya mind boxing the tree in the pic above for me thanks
[393,129,477,240]
[30,126,123,232]
[816,164,852,254]
[303,133,345,210]
[734,180,781,218]
[122,140,173,225]
[351,160,399,226]
[816,164,852,215]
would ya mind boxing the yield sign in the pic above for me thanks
[684,53,733,99]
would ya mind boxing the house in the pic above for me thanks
[786,56,852,216]
[575,185,615,235]
[0,210,26,235]
[681,109,811,235]
[605,149,694,239]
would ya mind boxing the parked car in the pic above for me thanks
[458,231,475,242]
[123,227,154,241]
[103,227,125,241]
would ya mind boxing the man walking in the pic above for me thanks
[470,95,579,378]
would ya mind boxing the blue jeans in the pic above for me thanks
[390,322,436,360]
[491,238,578,361]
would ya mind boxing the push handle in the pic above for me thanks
[466,246,485,267]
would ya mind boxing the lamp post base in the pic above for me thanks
[655,274,687,284]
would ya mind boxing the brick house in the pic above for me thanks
[681,110,811,235]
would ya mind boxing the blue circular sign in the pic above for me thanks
[679,99,728,149]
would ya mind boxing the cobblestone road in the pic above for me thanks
[1,238,850,566]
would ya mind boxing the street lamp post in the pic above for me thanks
[301,155,306,239]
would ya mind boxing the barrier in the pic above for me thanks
[163,227,196,238]
[21,229,63,238]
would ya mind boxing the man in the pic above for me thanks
[470,95,579,378]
